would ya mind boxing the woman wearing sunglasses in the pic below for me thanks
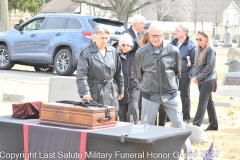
[192,31,218,131]
[117,33,140,124]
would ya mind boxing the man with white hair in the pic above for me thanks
[123,14,145,52]
[136,22,194,160]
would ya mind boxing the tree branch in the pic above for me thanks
[129,0,162,14]
[108,0,116,7]
[71,0,114,11]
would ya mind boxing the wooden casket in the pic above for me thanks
[40,102,116,129]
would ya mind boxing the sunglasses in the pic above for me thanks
[121,44,132,47]
[196,38,202,41]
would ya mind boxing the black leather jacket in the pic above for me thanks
[76,41,124,110]
[135,41,181,98]
[193,46,217,83]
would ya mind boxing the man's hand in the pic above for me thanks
[118,94,124,100]
[83,95,92,102]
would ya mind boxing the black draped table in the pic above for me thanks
[0,115,191,160]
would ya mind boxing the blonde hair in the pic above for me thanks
[196,31,210,65]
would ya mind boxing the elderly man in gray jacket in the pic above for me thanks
[135,22,194,160]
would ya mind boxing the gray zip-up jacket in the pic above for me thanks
[135,41,181,99]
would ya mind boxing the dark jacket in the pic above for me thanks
[135,41,181,101]
[117,47,140,103]
[171,36,196,76]
[76,41,124,110]
[193,46,217,83]
[122,26,143,52]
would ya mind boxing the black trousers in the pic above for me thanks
[179,73,191,122]
[118,102,139,124]
[193,79,218,127]
[155,104,167,126]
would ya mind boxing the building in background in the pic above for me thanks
[141,0,240,26]
[40,0,111,18]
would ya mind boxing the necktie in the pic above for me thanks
[137,33,141,43]
[137,33,141,40]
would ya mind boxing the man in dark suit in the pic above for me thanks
[122,14,146,52]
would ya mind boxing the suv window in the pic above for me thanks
[89,18,125,34]
[43,17,67,30]
[22,18,44,31]
[66,18,83,29]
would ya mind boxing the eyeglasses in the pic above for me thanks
[196,38,202,41]
[150,34,163,38]
[121,44,132,47]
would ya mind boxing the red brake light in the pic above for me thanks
[82,31,92,38]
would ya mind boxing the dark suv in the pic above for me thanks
[0,14,125,76]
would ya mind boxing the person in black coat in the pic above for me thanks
[117,33,140,124]
[76,25,124,120]
[122,14,145,121]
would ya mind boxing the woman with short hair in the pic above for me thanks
[117,33,140,124]
[76,25,124,120]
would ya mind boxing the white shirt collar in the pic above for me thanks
[132,27,138,37]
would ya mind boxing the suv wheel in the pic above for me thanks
[34,66,55,73]
[0,45,15,70]
[54,49,75,76]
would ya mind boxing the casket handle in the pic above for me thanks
[97,117,112,123]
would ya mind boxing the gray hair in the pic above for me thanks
[92,25,110,40]
[178,24,188,36]
[119,33,134,47]
[131,14,145,25]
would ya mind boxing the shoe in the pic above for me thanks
[205,126,218,131]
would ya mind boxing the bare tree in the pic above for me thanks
[152,0,171,21]
[190,0,202,33]
[72,0,164,27]
[0,0,10,31]
[163,1,191,22]
[210,0,231,34]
